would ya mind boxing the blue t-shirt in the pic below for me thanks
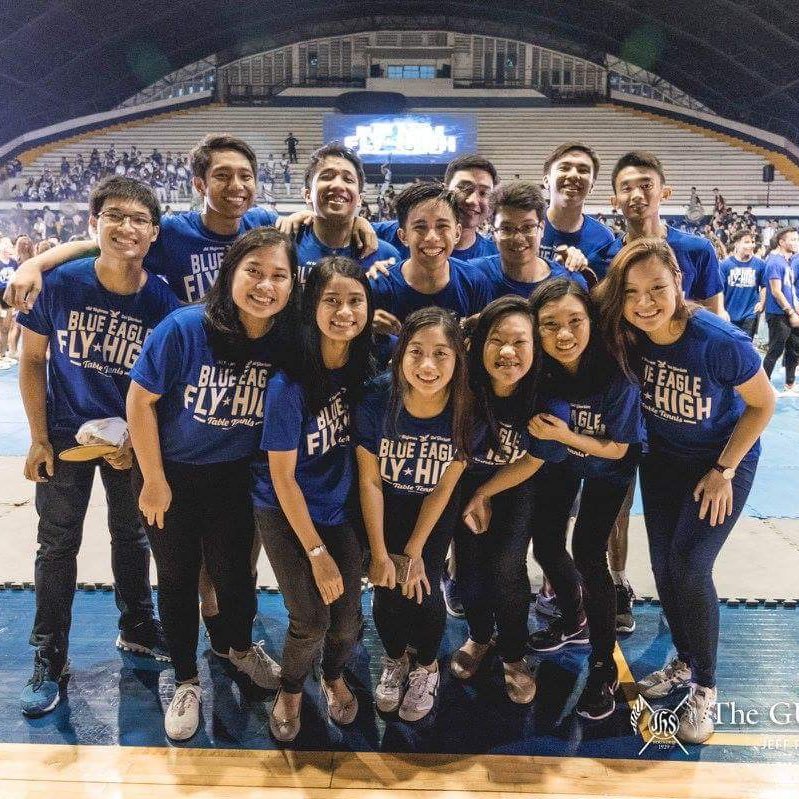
[252,369,353,525]
[720,256,766,321]
[470,395,568,481]
[557,371,644,483]
[764,253,797,315]
[0,257,19,294]
[472,254,588,302]
[144,206,278,302]
[593,226,723,300]
[636,309,761,463]
[17,257,179,439]
[294,226,401,285]
[356,375,457,496]
[370,258,493,322]
[129,305,277,465]
[372,219,498,262]
[540,215,614,276]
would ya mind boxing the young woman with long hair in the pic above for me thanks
[252,256,375,743]
[597,237,774,742]
[356,307,471,722]
[127,227,299,741]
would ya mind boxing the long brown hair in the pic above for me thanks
[388,307,472,460]
[596,237,695,379]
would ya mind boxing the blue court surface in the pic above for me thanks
[0,588,797,765]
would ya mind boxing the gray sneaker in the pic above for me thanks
[637,658,691,699]
[677,685,716,744]
[375,654,409,713]
[229,642,281,690]
[399,665,440,722]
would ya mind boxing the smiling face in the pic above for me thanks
[91,197,158,261]
[230,244,293,334]
[398,199,461,271]
[622,255,680,338]
[733,234,755,261]
[306,155,362,222]
[315,273,368,343]
[401,324,457,400]
[545,149,595,207]
[447,168,494,232]
[493,206,543,271]
[193,148,256,221]
[611,166,670,225]
[537,294,591,373]
[483,312,534,395]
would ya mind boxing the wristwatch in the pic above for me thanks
[307,544,327,558]
[712,463,736,480]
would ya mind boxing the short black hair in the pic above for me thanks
[444,154,498,187]
[89,176,160,224]
[542,142,600,180]
[189,133,257,179]
[395,182,461,228]
[771,226,797,250]
[490,181,546,222]
[303,142,365,191]
[729,229,754,247]
[611,150,666,192]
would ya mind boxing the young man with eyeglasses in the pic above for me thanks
[471,181,588,302]
[16,177,180,717]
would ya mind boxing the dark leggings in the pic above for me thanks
[372,489,460,666]
[133,458,257,683]
[453,471,534,662]
[640,452,756,689]
[764,313,799,383]
[256,506,363,694]
[531,462,634,665]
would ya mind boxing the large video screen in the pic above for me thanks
[323,113,477,164]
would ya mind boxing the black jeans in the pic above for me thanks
[531,462,634,664]
[640,452,756,688]
[453,471,534,662]
[30,437,154,672]
[133,458,256,683]
[255,506,362,693]
[731,315,758,340]
[764,312,799,383]
[372,488,460,666]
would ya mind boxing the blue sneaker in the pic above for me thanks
[20,655,69,717]
[441,571,464,619]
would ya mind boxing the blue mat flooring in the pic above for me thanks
[1,590,797,764]
[2,362,798,518]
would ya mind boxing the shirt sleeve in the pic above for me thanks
[707,323,762,387]
[16,277,53,336]
[355,391,381,454]
[691,240,724,299]
[129,314,184,396]
[529,396,569,462]
[261,374,304,452]
[602,376,644,444]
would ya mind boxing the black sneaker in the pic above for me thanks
[615,583,636,633]
[203,613,230,659]
[441,571,465,619]
[576,660,619,721]
[528,618,589,652]
[116,618,171,661]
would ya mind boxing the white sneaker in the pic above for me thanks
[375,654,409,713]
[637,658,691,699]
[165,682,201,741]
[229,642,281,690]
[677,685,716,744]
[399,665,439,722]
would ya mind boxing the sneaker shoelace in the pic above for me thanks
[173,686,198,718]
[380,657,406,689]
[406,668,433,701]
[250,641,278,673]
[30,659,48,691]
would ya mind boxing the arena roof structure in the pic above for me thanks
[3,0,799,146]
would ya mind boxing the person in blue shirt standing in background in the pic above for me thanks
[294,143,400,285]
[762,226,799,393]
[16,177,180,718]
[599,237,774,744]
[720,229,766,340]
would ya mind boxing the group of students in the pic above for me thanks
[3,133,775,749]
